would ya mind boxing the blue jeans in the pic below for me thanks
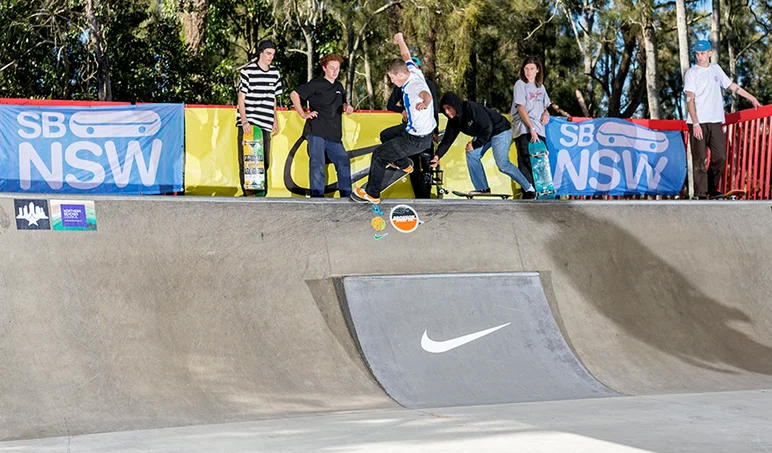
[307,135,352,197]
[466,129,533,191]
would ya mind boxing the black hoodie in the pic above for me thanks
[435,92,511,159]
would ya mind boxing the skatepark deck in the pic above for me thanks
[1,196,772,442]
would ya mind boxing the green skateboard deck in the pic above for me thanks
[243,126,266,194]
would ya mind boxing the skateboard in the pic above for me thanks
[452,190,511,200]
[528,140,556,199]
[242,126,266,195]
[364,165,409,196]
[711,189,747,200]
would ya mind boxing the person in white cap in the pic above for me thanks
[684,39,760,199]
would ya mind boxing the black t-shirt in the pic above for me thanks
[295,77,347,142]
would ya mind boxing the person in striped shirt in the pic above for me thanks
[237,40,282,195]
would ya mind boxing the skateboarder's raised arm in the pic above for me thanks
[394,33,412,64]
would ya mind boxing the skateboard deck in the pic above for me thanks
[528,140,556,199]
[364,166,409,195]
[712,189,747,200]
[452,190,511,200]
[243,126,266,194]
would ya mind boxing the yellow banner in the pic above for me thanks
[184,107,243,197]
[184,107,520,198]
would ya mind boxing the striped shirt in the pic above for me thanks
[237,63,282,130]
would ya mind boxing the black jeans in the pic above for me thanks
[513,132,545,187]
[368,124,433,198]
[380,125,432,198]
[237,126,271,194]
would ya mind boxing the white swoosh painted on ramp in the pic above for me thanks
[420,322,511,354]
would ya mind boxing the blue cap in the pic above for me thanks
[692,40,712,52]
[411,57,422,67]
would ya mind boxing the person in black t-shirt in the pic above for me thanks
[290,54,354,197]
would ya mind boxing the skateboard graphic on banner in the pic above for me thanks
[528,140,556,199]
[243,126,266,194]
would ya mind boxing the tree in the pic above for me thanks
[633,0,662,118]
[711,0,719,63]
[84,0,112,101]
[178,0,209,53]
[274,0,326,82]
[675,0,690,78]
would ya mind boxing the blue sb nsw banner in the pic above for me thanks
[0,104,184,194]
[545,118,687,196]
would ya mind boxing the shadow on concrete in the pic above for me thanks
[525,203,772,377]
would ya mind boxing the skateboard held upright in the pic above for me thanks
[243,126,266,196]
[528,140,556,199]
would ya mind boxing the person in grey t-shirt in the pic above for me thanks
[510,56,553,186]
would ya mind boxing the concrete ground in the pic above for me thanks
[2,390,771,453]
[2,196,772,450]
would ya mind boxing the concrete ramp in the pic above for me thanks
[343,273,615,408]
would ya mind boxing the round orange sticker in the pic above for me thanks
[389,205,420,233]
[371,216,386,231]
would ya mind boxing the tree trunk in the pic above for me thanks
[382,74,390,108]
[180,0,208,53]
[711,0,720,64]
[346,23,356,104]
[424,23,437,82]
[346,30,364,105]
[85,0,112,101]
[300,23,314,82]
[582,1,595,116]
[576,89,591,117]
[608,25,636,117]
[561,0,596,115]
[676,0,693,197]
[725,0,738,111]
[363,36,376,109]
[467,50,477,102]
[675,0,690,77]
[643,25,662,119]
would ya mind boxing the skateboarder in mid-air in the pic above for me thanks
[386,57,440,199]
[431,92,536,199]
[351,33,437,204]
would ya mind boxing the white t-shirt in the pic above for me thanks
[402,61,437,136]
[683,64,733,124]
[510,80,551,137]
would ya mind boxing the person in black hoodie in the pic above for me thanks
[431,92,535,198]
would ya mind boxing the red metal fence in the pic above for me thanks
[722,104,772,200]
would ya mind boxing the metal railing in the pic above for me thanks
[722,105,772,200]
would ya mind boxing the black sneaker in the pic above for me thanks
[469,188,491,195]
[523,190,537,200]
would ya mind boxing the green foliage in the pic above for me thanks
[1,0,769,116]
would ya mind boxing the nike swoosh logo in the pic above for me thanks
[420,322,511,354]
